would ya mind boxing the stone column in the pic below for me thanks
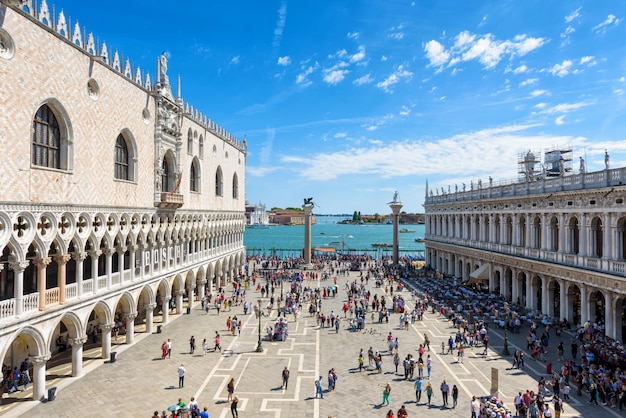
[302,203,314,267]
[105,249,113,288]
[128,245,136,282]
[100,324,113,360]
[579,214,588,257]
[9,260,29,316]
[525,275,532,310]
[145,303,156,334]
[580,284,588,325]
[198,280,207,304]
[32,354,51,401]
[161,295,170,324]
[558,213,566,254]
[72,252,87,298]
[124,313,137,344]
[54,254,70,303]
[540,214,548,250]
[117,247,127,281]
[511,270,518,303]
[605,292,614,340]
[187,283,195,309]
[559,280,567,323]
[36,257,51,310]
[540,276,548,314]
[70,337,87,377]
[90,250,102,293]
[603,213,612,260]
[389,199,403,265]
[175,291,183,315]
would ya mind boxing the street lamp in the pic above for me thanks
[502,302,510,356]
[256,299,263,352]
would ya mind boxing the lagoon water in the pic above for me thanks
[244,215,425,258]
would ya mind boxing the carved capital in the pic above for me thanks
[9,260,30,272]
[73,251,88,262]
[100,323,115,332]
[117,246,128,255]
[89,250,103,259]
[54,254,71,265]
[70,337,88,347]
[145,303,157,310]
[35,257,52,267]
[31,354,51,364]
[124,313,138,321]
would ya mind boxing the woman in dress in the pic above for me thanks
[161,341,167,359]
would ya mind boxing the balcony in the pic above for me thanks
[158,192,184,210]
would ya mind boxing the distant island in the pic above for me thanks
[337,211,424,225]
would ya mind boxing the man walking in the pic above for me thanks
[178,363,186,388]
[441,379,450,407]
[167,338,173,358]
[315,377,324,399]
[414,377,423,403]
[282,366,290,389]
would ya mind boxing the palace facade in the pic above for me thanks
[424,167,626,343]
[0,0,246,401]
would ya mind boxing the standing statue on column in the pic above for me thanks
[605,150,610,170]
[579,156,586,174]
[489,176,493,187]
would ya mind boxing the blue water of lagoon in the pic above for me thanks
[243,215,425,258]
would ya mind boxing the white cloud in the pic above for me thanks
[555,115,566,125]
[323,69,349,85]
[530,89,547,97]
[399,106,411,116]
[334,132,347,138]
[347,32,359,40]
[425,31,545,71]
[593,14,621,33]
[279,124,585,181]
[376,65,413,93]
[580,55,596,66]
[353,73,373,85]
[381,55,388,62]
[615,89,624,95]
[513,65,528,74]
[296,63,317,85]
[549,60,573,77]
[277,56,291,66]
[350,46,366,63]
[388,32,405,40]
[230,56,240,64]
[538,101,591,114]
[272,1,288,48]
[565,7,582,23]
[534,102,547,109]
[366,125,378,131]
[424,40,450,68]
[560,25,575,41]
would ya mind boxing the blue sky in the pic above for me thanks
[42,1,626,214]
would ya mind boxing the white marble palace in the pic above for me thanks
[424,153,626,344]
[0,0,246,400]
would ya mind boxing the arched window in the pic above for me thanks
[199,135,204,159]
[232,173,239,199]
[215,166,223,196]
[190,158,200,192]
[32,104,61,168]
[114,134,129,180]
[161,156,173,192]
[187,128,193,155]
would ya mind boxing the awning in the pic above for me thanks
[314,247,336,253]
[468,264,489,284]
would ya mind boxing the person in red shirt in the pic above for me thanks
[397,405,408,417]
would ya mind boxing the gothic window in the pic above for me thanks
[114,134,129,180]
[199,135,204,159]
[190,158,200,192]
[32,104,61,168]
[215,166,223,196]
[187,128,193,155]
[232,173,238,199]
[162,155,173,192]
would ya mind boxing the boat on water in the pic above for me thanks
[399,228,416,233]
[372,243,393,248]
[415,237,425,243]
[247,223,270,229]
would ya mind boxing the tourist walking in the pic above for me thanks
[202,338,207,356]
[161,341,168,359]
[426,381,434,405]
[282,366,290,389]
[397,404,408,417]
[471,395,480,418]
[381,382,391,406]
[441,379,449,407]
[227,377,235,402]
[214,331,222,352]
[189,335,195,354]
[426,355,432,379]
[315,377,324,398]
[178,363,185,388]
[452,384,459,408]
[167,338,173,358]
[230,395,239,418]
[414,377,423,403]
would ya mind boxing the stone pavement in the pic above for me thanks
[3,266,624,418]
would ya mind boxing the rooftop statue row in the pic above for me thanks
[13,0,246,152]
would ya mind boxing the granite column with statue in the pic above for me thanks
[388,192,403,265]
[302,200,314,268]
